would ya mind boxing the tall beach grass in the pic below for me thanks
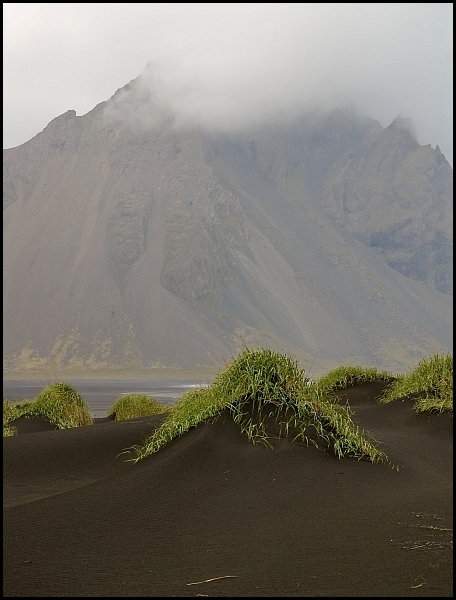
[3,382,92,432]
[380,352,453,414]
[128,348,388,464]
[107,393,171,421]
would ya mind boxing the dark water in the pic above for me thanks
[3,379,210,418]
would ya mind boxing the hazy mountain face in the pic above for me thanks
[3,90,453,375]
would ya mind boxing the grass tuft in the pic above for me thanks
[3,382,94,430]
[316,365,394,393]
[380,353,453,414]
[128,348,387,464]
[3,397,35,436]
[3,399,17,437]
[107,393,172,421]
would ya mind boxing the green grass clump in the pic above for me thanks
[3,398,17,437]
[3,398,35,436]
[129,348,386,464]
[19,382,93,429]
[3,398,19,427]
[381,353,453,414]
[3,425,16,437]
[107,393,171,421]
[316,365,394,393]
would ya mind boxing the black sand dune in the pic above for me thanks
[3,382,453,597]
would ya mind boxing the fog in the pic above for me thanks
[3,3,453,164]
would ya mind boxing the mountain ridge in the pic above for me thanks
[3,87,453,375]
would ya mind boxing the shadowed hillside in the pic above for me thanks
[3,81,453,375]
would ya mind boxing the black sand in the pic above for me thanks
[3,382,453,597]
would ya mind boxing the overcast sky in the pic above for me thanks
[3,3,453,164]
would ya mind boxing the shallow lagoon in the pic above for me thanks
[3,379,211,418]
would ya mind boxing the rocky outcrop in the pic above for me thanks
[107,190,153,283]
[320,117,453,294]
[160,168,248,304]
[208,112,453,295]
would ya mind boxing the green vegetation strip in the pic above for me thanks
[3,352,453,459]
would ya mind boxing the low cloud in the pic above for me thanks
[5,4,453,163]
[102,4,452,162]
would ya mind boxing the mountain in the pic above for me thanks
[3,83,453,376]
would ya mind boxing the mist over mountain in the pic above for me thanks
[3,81,453,375]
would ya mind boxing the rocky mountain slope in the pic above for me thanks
[3,84,453,375]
